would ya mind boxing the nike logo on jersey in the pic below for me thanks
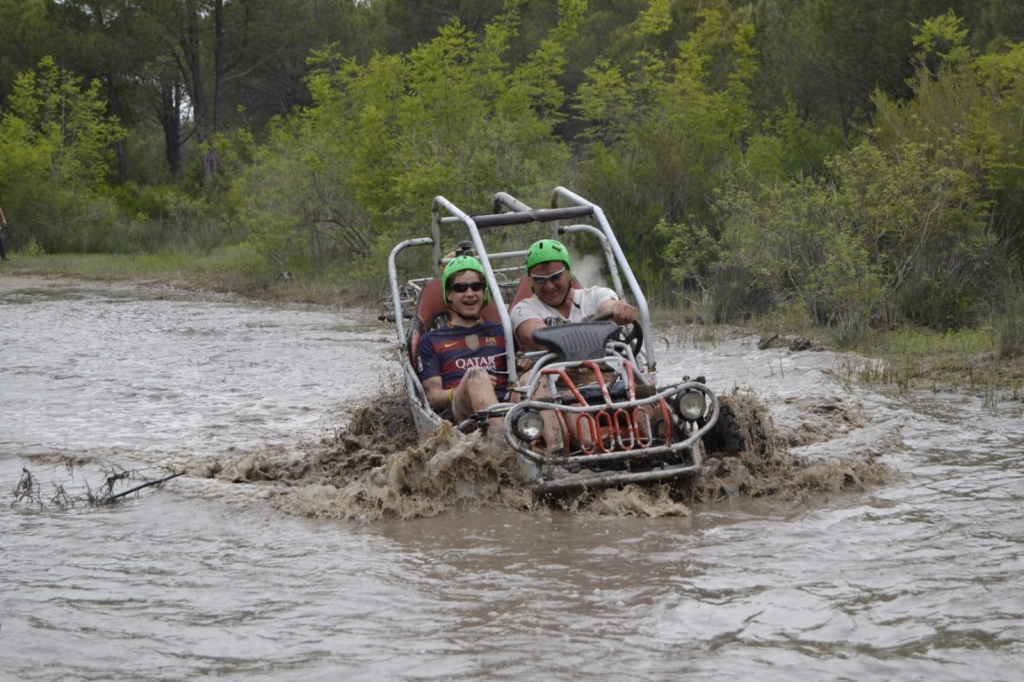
[443,341,460,348]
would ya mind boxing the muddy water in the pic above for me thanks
[2,282,1022,680]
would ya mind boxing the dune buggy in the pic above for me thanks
[384,187,726,495]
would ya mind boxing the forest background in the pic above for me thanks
[2,0,1024,365]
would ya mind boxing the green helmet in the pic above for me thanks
[442,255,489,305]
[525,239,573,274]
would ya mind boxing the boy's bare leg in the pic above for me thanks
[453,367,505,433]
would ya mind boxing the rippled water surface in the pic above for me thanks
[2,281,1022,680]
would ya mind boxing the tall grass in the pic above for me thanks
[832,322,1024,398]
[997,279,1024,360]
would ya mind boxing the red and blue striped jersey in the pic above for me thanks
[416,321,509,391]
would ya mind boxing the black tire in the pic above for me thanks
[702,393,771,458]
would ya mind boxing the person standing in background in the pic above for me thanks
[0,205,9,260]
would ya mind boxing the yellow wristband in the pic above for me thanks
[448,388,455,404]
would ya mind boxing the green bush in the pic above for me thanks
[0,57,125,254]
[668,135,999,342]
[235,7,576,276]
[573,6,759,295]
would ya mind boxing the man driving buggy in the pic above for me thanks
[509,239,646,448]
[510,239,637,350]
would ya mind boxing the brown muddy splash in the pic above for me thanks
[686,389,897,503]
[203,388,897,521]
[13,389,896,518]
[275,424,537,521]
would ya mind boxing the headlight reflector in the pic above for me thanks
[511,410,545,441]
[675,390,706,421]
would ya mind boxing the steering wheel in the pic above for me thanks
[592,309,644,359]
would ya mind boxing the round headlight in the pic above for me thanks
[512,410,545,441]
[675,390,706,421]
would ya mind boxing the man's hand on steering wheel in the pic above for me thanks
[609,300,636,326]
[593,302,643,358]
[594,300,636,326]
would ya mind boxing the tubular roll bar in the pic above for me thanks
[430,197,521,385]
[388,237,434,342]
[470,205,594,229]
[491,192,534,214]
[557,224,625,298]
[425,187,658,381]
[549,186,656,370]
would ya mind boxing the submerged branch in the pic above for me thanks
[13,463,186,510]
[108,470,186,501]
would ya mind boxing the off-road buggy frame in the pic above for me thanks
[385,187,722,495]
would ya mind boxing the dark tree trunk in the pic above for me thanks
[160,83,182,177]
[105,72,129,180]
[213,0,225,135]
[181,0,216,183]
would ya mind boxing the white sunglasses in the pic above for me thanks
[530,267,567,285]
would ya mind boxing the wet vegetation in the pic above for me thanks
[14,459,184,510]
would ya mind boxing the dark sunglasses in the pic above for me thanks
[449,281,485,294]
[530,267,566,285]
